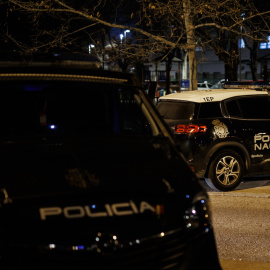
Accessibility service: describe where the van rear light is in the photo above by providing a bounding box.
[174,124,207,134]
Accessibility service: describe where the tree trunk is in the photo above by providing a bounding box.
[225,63,238,81]
[183,0,197,90]
[135,62,144,84]
[165,54,174,94]
[220,33,239,81]
[165,59,170,94]
[118,59,129,72]
[250,41,259,81]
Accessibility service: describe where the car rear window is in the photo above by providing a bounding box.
[156,101,195,120]
[0,80,151,137]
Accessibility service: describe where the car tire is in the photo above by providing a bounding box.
[206,149,244,191]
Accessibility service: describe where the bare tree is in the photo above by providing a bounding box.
[4,0,270,89]
[195,0,270,81]
[137,0,270,87]
[241,0,270,81]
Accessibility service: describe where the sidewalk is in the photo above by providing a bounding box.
[208,184,270,198]
[220,259,270,270]
[209,180,270,269]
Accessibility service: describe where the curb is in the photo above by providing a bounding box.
[220,259,270,270]
[208,186,270,198]
[208,192,270,198]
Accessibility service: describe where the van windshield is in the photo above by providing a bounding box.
[0,80,151,137]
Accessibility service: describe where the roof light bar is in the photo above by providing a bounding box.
[224,81,270,90]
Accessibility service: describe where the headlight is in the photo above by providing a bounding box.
[184,192,212,234]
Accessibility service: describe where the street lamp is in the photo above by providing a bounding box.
[124,30,130,39]
[239,13,245,81]
[88,44,95,54]
[124,30,130,46]
[120,30,130,44]
[120,34,124,43]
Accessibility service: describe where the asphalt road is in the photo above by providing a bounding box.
[201,176,270,270]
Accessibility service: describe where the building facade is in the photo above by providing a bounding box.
[143,44,270,90]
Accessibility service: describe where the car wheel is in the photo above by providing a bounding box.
[206,149,244,191]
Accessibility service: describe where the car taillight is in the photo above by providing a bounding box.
[174,124,207,134]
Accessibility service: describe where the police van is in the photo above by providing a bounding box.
[157,82,270,191]
[0,54,222,269]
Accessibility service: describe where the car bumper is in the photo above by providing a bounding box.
[0,229,221,269]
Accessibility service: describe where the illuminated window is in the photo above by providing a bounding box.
[239,39,245,48]
[260,36,270,49]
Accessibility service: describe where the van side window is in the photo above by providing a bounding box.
[237,96,270,119]
[225,99,242,118]
[198,102,223,118]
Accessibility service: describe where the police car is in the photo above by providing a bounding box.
[0,54,221,269]
[157,82,270,191]
[197,81,213,90]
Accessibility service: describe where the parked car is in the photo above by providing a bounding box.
[217,79,226,84]
[157,86,270,191]
[197,81,213,90]
[210,82,224,89]
[0,54,222,269]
